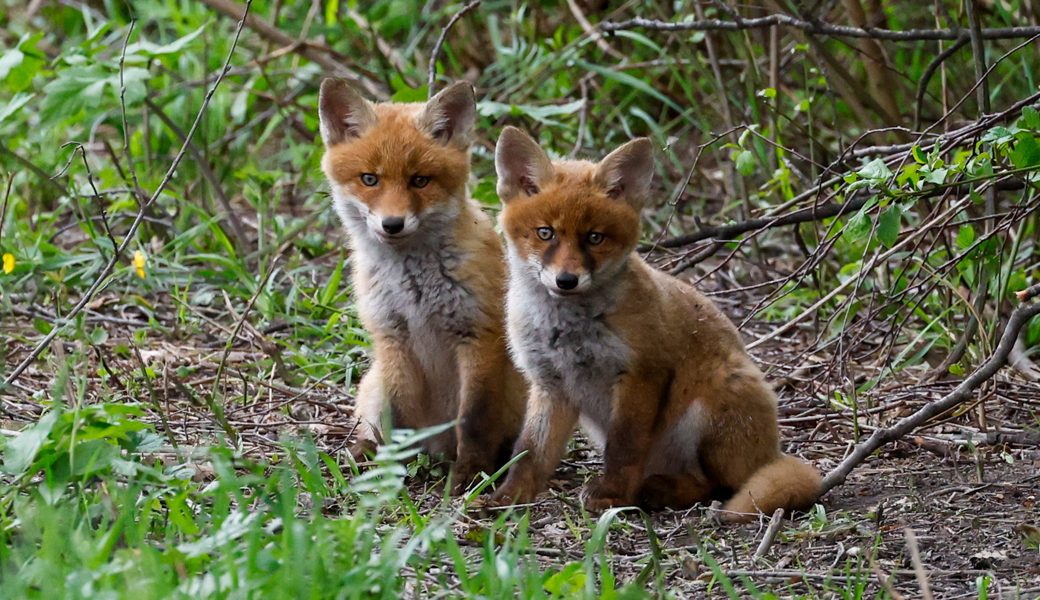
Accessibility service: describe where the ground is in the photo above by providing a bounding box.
[4,257,1038,598]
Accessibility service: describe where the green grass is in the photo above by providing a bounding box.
[0,400,664,600]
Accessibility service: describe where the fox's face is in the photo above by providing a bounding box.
[495,127,654,295]
[318,79,476,242]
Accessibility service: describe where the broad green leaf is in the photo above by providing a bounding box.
[1023,106,1040,130]
[3,409,60,475]
[922,167,948,184]
[857,158,893,181]
[957,224,975,249]
[735,150,755,176]
[0,48,24,81]
[912,146,927,164]
[1010,135,1040,169]
[877,206,901,248]
[845,211,871,242]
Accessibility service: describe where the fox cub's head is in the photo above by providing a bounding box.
[495,126,654,295]
[318,79,476,241]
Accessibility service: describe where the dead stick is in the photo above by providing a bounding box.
[904,527,934,600]
[427,0,480,99]
[601,14,1040,41]
[753,508,785,559]
[820,291,1040,495]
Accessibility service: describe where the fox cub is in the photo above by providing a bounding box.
[487,127,821,521]
[317,79,526,492]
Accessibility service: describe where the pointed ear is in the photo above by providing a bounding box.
[416,81,476,148]
[319,78,377,147]
[495,126,555,203]
[594,138,655,209]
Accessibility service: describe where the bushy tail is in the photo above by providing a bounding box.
[722,454,821,523]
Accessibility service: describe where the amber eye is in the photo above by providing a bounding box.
[536,227,555,241]
[587,232,605,245]
[411,175,430,188]
[361,173,379,186]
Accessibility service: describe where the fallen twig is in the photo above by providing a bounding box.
[753,508,784,559]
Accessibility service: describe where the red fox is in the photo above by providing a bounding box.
[317,79,526,492]
[487,127,821,522]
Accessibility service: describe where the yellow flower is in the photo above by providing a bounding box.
[2,253,13,274]
[133,250,146,279]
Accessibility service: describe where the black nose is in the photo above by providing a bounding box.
[381,216,405,235]
[555,272,579,290]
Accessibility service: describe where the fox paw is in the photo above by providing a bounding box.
[582,477,634,513]
[487,483,536,508]
[348,439,377,463]
[450,460,491,496]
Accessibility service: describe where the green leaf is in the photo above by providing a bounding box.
[911,146,927,164]
[0,92,34,125]
[735,150,755,176]
[922,167,949,185]
[88,327,109,345]
[957,224,975,249]
[124,24,208,57]
[949,363,965,376]
[390,74,428,103]
[3,409,61,475]
[846,211,871,242]
[877,206,901,248]
[1023,106,1040,130]
[857,158,893,181]
[758,87,777,99]
[476,99,585,125]
[1010,135,1040,169]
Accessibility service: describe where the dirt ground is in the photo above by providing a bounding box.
[3,284,1040,599]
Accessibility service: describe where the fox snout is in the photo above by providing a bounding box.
[539,262,592,295]
[364,208,419,239]
[555,272,579,290]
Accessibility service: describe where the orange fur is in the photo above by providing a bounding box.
[488,127,821,520]
[318,80,526,493]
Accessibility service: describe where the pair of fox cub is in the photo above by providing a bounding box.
[318,79,821,522]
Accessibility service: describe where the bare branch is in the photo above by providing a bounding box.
[600,14,1040,42]
[427,0,481,99]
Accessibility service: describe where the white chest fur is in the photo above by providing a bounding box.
[506,252,631,439]
[336,193,482,413]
